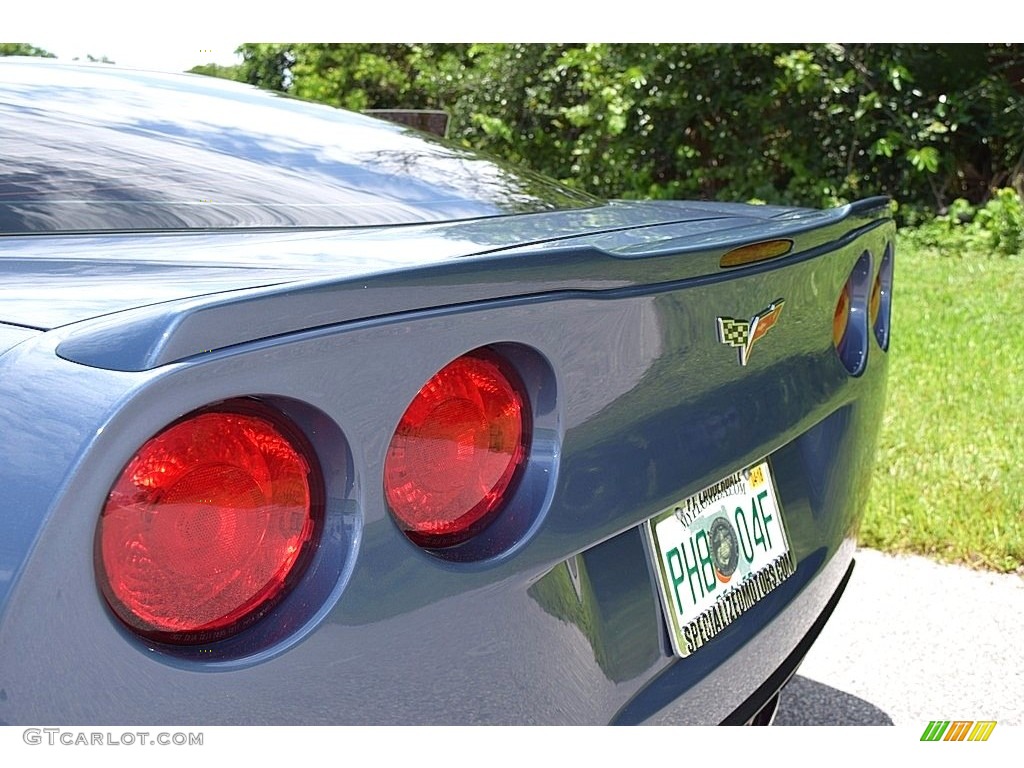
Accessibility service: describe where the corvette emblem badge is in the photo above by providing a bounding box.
[717,299,786,366]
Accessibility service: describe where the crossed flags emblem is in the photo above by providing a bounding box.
[716,300,786,366]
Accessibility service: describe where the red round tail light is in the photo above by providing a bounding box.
[96,403,321,643]
[384,349,530,548]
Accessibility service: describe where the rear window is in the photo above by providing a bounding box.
[0,60,600,233]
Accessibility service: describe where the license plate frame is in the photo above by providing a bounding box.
[644,460,795,658]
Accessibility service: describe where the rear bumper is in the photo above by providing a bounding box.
[723,557,853,725]
[614,537,856,725]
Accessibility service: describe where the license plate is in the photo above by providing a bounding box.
[645,460,795,657]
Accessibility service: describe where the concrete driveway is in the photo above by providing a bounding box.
[775,548,1023,726]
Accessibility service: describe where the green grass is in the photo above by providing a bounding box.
[861,236,1024,574]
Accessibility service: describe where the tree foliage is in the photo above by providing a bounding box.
[205,44,1024,217]
[0,43,56,58]
[188,62,245,81]
[73,54,116,64]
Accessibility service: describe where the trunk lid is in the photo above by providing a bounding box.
[0,201,809,330]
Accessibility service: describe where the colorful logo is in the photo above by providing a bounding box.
[717,300,785,366]
[920,721,997,742]
[708,516,739,583]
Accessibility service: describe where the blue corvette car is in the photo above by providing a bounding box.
[0,59,893,725]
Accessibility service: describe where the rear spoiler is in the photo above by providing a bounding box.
[55,199,892,372]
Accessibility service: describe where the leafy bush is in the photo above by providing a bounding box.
[902,188,1024,256]
[974,188,1024,255]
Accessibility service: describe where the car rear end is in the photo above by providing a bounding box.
[0,198,893,724]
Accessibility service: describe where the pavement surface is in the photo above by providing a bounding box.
[775,548,1024,726]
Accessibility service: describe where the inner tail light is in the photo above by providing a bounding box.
[384,349,530,548]
[96,402,321,644]
[833,279,851,350]
[833,251,872,375]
